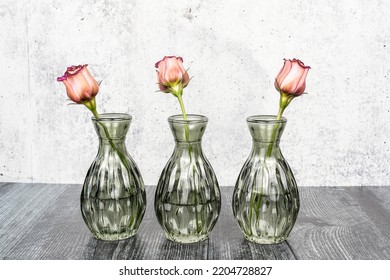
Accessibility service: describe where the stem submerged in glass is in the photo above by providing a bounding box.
[176,93,189,140]
[249,91,293,237]
[175,93,201,234]
[83,98,132,191]
[265,106,285,157]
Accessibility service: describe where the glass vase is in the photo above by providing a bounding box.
[232,115,299,244]
[155,114,221,243]
[81,113,146,241]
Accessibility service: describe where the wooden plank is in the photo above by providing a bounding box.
[3,183,97,259]
[3,183,390,260]
[111,187,209,260]
[371,186,390,210]
[347,187,390,244]
[116,221,209,260]
[4,186,209,260]
[208,187,296,260]
[0,183,68,258]
[287,187,390,259]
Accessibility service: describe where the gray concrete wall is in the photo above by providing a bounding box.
[1,0,389,186]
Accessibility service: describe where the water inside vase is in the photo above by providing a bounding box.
[81,193,145,241]
[155,199,220,243]
[233,191,298,244]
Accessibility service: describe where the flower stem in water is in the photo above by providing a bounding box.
[176,94,201,234]
[85,103,132,194]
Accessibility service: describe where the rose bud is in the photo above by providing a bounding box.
[57,64,99,111]
[275,58,311,96]
[274,58,311,119]
[266,59,311,156]
[155,56,190,96]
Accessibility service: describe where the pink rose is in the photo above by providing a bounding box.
[57,64,99,103]
[155,56,190,95]
[275,59,311,96]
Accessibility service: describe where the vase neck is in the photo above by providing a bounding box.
[247,115,287,144]
[168,114,208,143]
[92,113,132,143]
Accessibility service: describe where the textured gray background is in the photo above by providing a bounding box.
[0,0,389,187]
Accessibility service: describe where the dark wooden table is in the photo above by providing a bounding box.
[0,183,389,260]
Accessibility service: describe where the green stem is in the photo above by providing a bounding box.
[266,92,292,157]
[85,102,132,188]
[266,107,284,157]
[247,184,265,237]
[176,93,187,120]
[248,190,256,236]
[176,93,200,233]
[176,93,189,141]
[249,92,290,236]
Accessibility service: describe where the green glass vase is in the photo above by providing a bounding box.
[232,115,300,244]
[81,113,146,240]
[155,114,221,243]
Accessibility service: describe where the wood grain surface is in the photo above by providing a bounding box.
[0,183,389,260]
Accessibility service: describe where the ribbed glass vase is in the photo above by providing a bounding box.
[155,114,221,243]
[81,113,146,241]
[232,115,300,244]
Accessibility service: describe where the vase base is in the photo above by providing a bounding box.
[243,234,287,244]
[165,232,209,244]
[92,229,137,241]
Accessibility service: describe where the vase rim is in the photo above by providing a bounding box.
[168,114,208,124]
[246,115,287,124]
[92,113,132,121]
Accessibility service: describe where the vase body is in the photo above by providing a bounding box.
[155,114,221,243]
[232,115,299,244]
[81,113,146,241]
